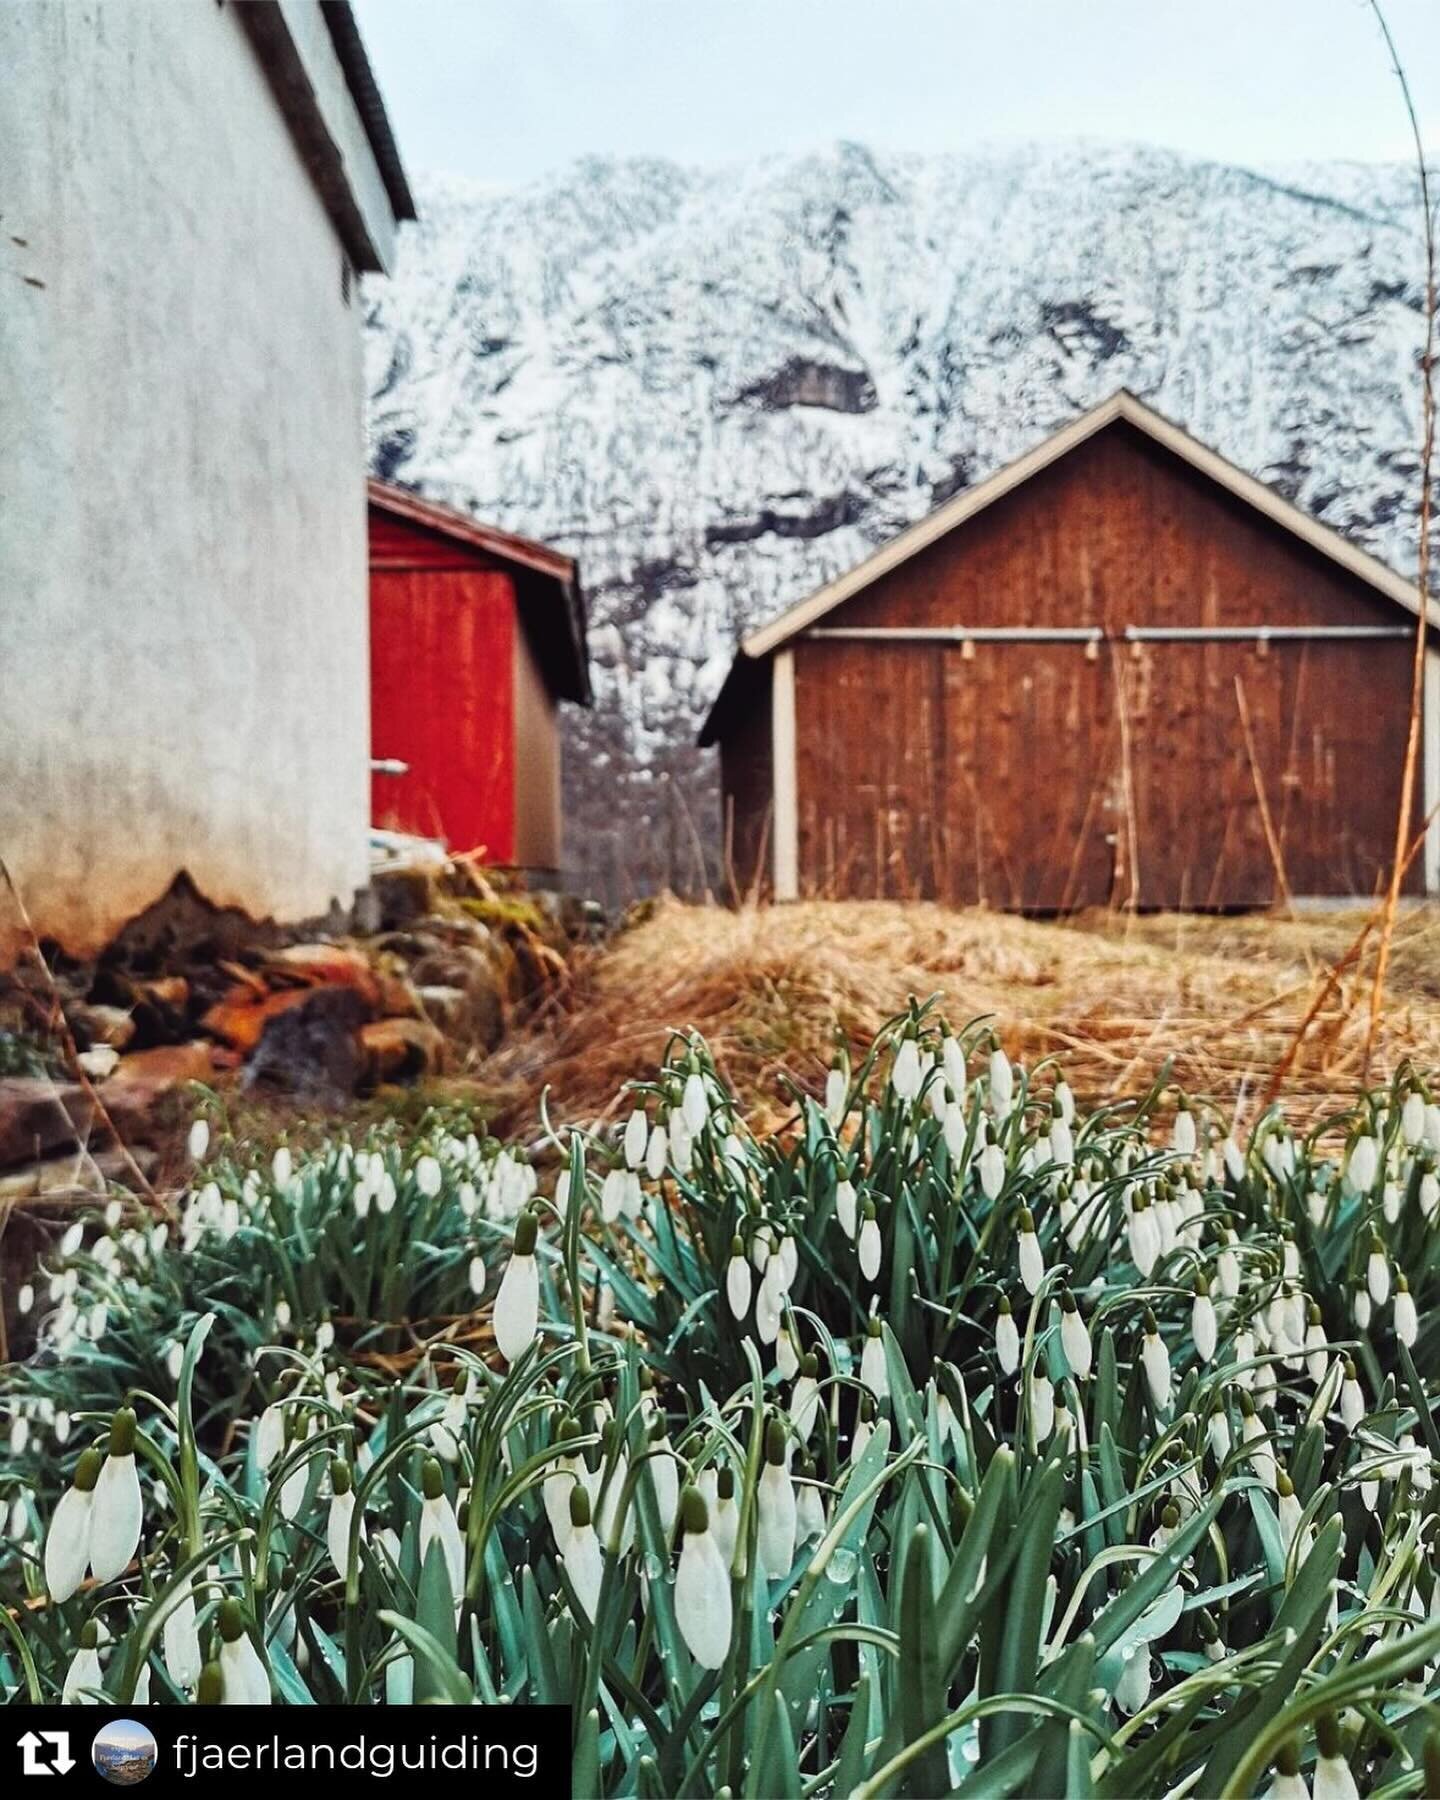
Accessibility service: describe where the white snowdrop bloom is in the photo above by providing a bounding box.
[1402,1090,1427,1148]
[860,1320,889,1401]
[751,1229,773,1273]
[494,1213,541,1364]
[218,1601,271,1705]
[1382,1179,1404,1225]
[927,1076,949,1124]
[754,1280,782,1346]
[8,1495,27,1540]
[51,1410,71,1446]
[45,1447,101,1601]
[1128,1196,1159,1278]
[796,1463,827,1543]
[1172,1104,1197,1156]
[63,1624,105,1704]
[622,1171,645,1219]
[375,1172,397,1215]
[326,1462,364,1580]
[1059,1292,1092,1379]
[1016,1208,1044,1295]
[255,1403,285,1472]
[979,1138,1006,1202]
[17,1282,33,1315]
[623,1107,649,1170]
[418,1459,466,1597]
[1313,1730,1359,1800]
[851,1408,874,1464]
[941,1034,967,1096]
[163,1584,202,1689]
[562,1484,605,1622]
[415,1154,443,1198]
[1028,1373,1055,1445]
[595,1432,635,1558]
[1216,1231,1241,1300]
[1339,1361,1365,1429]
[824,1066,848,1129]
[468,1254,486,1296]
[1054,1079,1075,1123]
[315,1317,335,1353]
[779,1234,799,1290]
[600,1168,627,1224]
[93,1235,118,1267]
[1394,1277,1418,1348]
[89,1408,143,1584]
[1266,1763,1309,1800]
[835,1179,858,1239]
[668,1112,694,1174]
[1367,1243,1390,1306]
[891,1036,922,1103]
[1348,1134,1379,1194]
[682,1069,710,1135]
[757,1420,797,1579]
[1241,1400,1277,1489]
[858,1206,882,1283]
[1207,1408,1232,1466]
[674,1486,733,1668]
[1192,1280,1218,1364]
[543,1423,586,1550]
[988,1046,1014,1115]
[1421,1170,1440,1223]
[186,1116,210,1163]
[1223,1136,1246,1183]
[1303,1306,1328,1386]
[60,1220,85,1257]
[775,1327,800,1382]
[1049,1113,1075,1168]
[272,1145,292,1188]
[1114,1647,1151,1717]
[1276,1472,1307,1560]
[942,1103,968,1160]
[712,1467,740,1570]
[645,1124,669,1180]
[725,1239,752,1319]
[648,1434,681,1534]
[995,1298,1020,1376]
[1141,1314,1171,1411]
[1254,1357,1277,1410]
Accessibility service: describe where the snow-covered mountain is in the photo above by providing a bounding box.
[363,140,1430,899]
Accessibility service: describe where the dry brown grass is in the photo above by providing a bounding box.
[479,898,1440,1136]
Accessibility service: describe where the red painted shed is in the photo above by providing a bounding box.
[367,481,590,876]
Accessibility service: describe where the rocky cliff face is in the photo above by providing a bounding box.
[363,140,1430,902]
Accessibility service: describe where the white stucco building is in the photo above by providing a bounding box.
[0,0,413,960]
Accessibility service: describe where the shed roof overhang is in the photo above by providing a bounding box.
[368,479,592,706]
[238,0,416,275]
[698,388,1431,745]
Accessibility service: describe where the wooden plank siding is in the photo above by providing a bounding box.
[773,419,1418,909]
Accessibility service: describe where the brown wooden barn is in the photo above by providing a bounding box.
[700,391,1436,910]
[368,481,589,878]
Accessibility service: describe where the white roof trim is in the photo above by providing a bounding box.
[741,389,1429,661]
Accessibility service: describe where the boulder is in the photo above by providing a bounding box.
[242,987,370,1109]
[360,1016,446,1084]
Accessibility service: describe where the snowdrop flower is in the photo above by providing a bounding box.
[757,1417,797,1579]
[271,1145,292,1189]
[1240,1393,1277,1490]
[995,1294,1020,1376]
[860,1317,889,1401]
[835,1178,858,1239]
[1223,1135,1246,1184]
[494,1212,541,1364]
[1265,1739,1309,1800]
[1197,1610,1225,1665]
[164,1340,184,1383]
[418,1457,465,1597]
[1114,1647,1151,1716]
[542,1419,587,1550]
[1207,1405,1232,1466]
[988,1045,1014,1115]
[314,1317,335,1354]
[824,1065,848,1128]
[1059,1289,1092,1379]
[600,1167,628,1224]
[674,1485,733,1669]
[978,1129,1006,1202]
[891,1034,922,1103]
[1339,1360,1365,1429]
[326,1459,363,1580]
[468,1254,486,1296]
[791,1353,823,1442]
[187,1117,210,1162]
[942,1102,968,1160]
[63,1620,105,1704]
[1383,1179,1403,1225]
[1049,1106,1075,1168]
[1172,1100,1197,1156]
[1394,1275,1418,1348]
[1348,1133,1378,1195]
[647,1427,681,1534]
[1128,1190,1160,1278]
[1016,1206,1044,1295]
[623,1107,649,1171]
[45,1446,102,1601]
[1055,1079,1075,1123]
[1276,1468,1307,1562]
[1422,1169,1440,1223]
[1313,1714,1359,1800]
[17,1281,33,1315]
[1191,1277,1217,1364]
[1141,1311,1171,1412]
[1216,1227,1241,1300]
[775,1324,800,1382]
[563,1484,605,1622]
[682,1068,710,1135]
[274,1297,291,1331]
[415,1154,442,1198]
[796,1455,827,1543]
[712,1464,740,1570]
[375,1172,397,1215]
[645,1123,668,1180]
[1302,1303,1327,1386]
[858,1203,881,1283]
[162,1582,202,1689]
[89,1407,143,1584]
[851,1394,876,1464]
[1366,1239,1390,1307]
[1028,1372,1055,1445]
[218,1599,270,1705]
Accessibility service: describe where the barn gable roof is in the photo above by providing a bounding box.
[699,389,1427,745]
[368,480,592,706]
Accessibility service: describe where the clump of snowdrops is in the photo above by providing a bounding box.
[4,1001,1440,1800]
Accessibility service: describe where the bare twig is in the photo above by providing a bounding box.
[1234,674,1297,922]
[1363,0,1437,1073]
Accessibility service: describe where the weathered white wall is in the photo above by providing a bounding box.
[512,622,563,873]
[0,0,376,957]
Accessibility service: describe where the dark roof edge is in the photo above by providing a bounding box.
[320,1,417,222]
[697,649,766,746]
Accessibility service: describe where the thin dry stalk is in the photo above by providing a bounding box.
[1234,674,1297,922]
[1364,0,1437,1073]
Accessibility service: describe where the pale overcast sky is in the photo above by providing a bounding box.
[354,0,1437,188]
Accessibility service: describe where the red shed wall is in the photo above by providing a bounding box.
[369,511,519,861]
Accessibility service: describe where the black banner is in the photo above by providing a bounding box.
[6,1707,570,1793]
